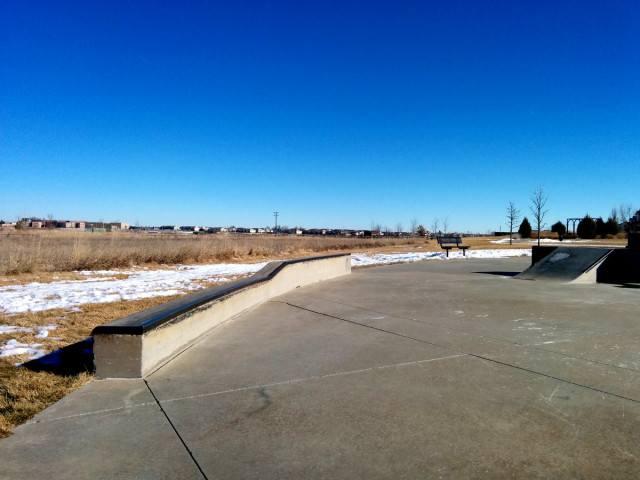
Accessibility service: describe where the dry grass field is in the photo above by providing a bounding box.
[0,230,629,438]
[0,229,425,277]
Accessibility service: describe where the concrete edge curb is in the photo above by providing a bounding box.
[92,254,351,378]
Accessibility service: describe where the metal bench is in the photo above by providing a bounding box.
[437,235,470,257]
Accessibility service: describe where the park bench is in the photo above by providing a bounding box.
[437,235,470,257]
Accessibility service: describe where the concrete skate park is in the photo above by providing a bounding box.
[2,247,639,479]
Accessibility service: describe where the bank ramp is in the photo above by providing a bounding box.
[516,247,613,283]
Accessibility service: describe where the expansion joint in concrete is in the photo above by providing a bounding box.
[281,301,640,406]
[143,379,208,480]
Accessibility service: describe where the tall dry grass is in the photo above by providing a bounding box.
[0,230,423,275]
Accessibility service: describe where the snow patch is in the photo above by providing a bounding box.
[0,339,45,361]
[351,248,530,267]
[0,263,267,314]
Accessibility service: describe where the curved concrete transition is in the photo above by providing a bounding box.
[92,254,351,378]
[517,246,640,284]
[516,246,613,283]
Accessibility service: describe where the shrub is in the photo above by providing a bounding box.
[605,217,619,236]
[595,217,606,237]
[577,215,597,239]
[518,218,532,239]
[551,221,566,237]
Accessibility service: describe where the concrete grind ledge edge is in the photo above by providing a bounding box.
[92,254,351,379]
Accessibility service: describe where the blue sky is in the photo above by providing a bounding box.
[2,1,638,232]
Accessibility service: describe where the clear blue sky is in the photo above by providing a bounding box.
[2,1,638,232]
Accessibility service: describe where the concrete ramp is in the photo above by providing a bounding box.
[516,247,613,283]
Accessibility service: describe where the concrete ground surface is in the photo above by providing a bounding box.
[2,257,640,479]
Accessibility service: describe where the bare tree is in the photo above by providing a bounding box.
[442,216,450,235]
[609,207,619,224]
[618,204,633,230]
[395,222,403,236]
[409,217,418,236]
[506,201,521,245]
[530,186,549,246]
[430,218,439,237]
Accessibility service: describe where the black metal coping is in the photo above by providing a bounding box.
[92,254,350,336]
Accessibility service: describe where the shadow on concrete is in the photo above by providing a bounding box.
[615,283,640,289]
[473,271,521,277]
[21,338,94,376]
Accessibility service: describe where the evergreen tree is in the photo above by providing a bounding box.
[595,217,606,237]
[605,217,620,236]
[518,217,532,238]
[551,221,566,237]
[577,215,597,239]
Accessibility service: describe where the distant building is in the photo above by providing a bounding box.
[109,223,130,230]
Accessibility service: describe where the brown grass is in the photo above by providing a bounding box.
[0,294,191,438]
[0,229,431,275]
[3,229,627,277]
[0,364,92,438]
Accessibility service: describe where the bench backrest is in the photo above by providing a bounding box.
[437,236,462,245]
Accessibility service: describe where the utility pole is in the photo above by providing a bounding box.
[273,211,279,231]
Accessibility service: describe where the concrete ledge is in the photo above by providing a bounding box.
[92,254,351,378]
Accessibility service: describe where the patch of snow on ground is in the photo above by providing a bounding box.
[0,325,59,360]
[0,339,45,361]
[0,324,57,337]
[0,325,33,335]
[351,249,530,267]
[0,263,268,314]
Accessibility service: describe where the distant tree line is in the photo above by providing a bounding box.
[508,189,634,241]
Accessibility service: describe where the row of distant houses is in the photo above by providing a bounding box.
[3,218,479,238]
[133,226,446,237]
[2,218,130,231]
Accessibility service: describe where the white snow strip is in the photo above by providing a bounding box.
[350,249,530,267]
[0,339,45,360]
[0,263,267,314]
[0,325,59,360]
[0,324,57,337]
[0,325,33,335]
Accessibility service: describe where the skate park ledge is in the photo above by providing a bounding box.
[92,254,351,379]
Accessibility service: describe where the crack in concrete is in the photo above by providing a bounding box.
[282,300,640,406]
[287,294,640,374]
